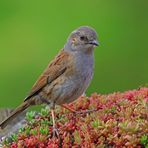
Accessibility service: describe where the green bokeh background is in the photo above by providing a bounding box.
[0,0,148,107]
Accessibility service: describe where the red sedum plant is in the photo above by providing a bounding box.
[2,87,148,148]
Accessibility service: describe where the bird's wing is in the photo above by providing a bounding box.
[24,49,70,101]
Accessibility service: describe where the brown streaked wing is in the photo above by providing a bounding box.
[24,49,69,101]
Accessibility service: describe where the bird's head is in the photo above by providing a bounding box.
[65,26,99,53]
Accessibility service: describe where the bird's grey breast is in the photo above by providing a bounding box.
[60,51,94,104]
[74,51,94,86]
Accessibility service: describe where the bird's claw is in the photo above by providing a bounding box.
[52,126,59,138]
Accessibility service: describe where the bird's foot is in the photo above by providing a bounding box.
[52,126,59,138]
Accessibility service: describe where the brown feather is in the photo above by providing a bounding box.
[24,49,69,101]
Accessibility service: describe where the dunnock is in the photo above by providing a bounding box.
[0,26,99,135]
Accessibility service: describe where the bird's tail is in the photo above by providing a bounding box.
[0,101,30,129]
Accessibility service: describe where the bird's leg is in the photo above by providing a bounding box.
[51,105,59,138]
[61,104,97,114]
[39,97,59,138]
[61,104,76,113]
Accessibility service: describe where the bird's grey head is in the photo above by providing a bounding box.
[64,26,99,53]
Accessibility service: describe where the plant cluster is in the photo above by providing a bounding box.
[2,88,148,148]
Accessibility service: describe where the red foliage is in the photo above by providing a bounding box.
[3,87,148,147]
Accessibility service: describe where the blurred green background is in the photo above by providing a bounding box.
[0,0,148,107]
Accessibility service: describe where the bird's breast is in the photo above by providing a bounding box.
[74,51,94,82]
[64,52,94,101]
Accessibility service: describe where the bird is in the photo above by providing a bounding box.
[0,26,99,136]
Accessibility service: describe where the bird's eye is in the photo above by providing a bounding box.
[80,36,86,41]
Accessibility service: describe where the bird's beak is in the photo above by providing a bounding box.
[88,40,99,46]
